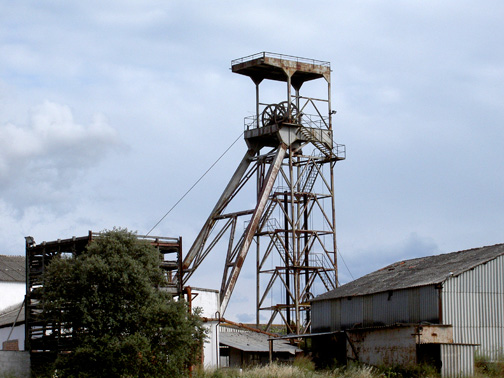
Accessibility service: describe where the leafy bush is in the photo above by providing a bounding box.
[41,228,206,378]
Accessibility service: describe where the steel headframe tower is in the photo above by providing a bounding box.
[182,52,345,334]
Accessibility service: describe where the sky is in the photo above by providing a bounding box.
[1,1,504,322]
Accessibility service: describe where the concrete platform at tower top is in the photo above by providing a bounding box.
[231,52,331,85]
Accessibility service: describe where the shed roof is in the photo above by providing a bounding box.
[0,255,25,282]
[219,331,300,354]
[313,243,504,301]
[0,302,25,328]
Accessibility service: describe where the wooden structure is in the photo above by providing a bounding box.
[25,232,182,370]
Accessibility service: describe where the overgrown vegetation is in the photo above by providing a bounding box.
[195,358,503,378]
[475,353,504,377]
[194,362,433,378]
[373,363,439,378]
[40,228,206,378]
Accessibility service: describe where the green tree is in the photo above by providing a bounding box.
[42,228,205,378]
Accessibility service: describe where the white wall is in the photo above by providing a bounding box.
[191,288,220,368]
[0,282,25,311]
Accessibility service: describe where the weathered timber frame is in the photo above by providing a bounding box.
[25,232,182,371]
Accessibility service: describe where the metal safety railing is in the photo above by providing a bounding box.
[244,113,329,131]
[231,52,330,68]
[300,114,329,129]
[309,252,333,270]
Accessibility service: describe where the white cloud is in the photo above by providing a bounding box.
[339,233,440,285]
[0,101,121,208]
[1,0,504,322]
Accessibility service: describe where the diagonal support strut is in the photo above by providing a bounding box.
[182,148,257,284]
[220,143,287,314]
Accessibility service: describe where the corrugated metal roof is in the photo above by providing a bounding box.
[314,243,504,301]
[0,301,25,328]
[0,255,25,282]
[219,331,300,354]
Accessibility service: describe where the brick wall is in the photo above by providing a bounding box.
[2,340,19,351]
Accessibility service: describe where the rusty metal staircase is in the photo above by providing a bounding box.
[297,126,333,157]
[299,158,320,193]
[310,252,336,290]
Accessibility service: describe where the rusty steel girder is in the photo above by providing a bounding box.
[183,53,345,334]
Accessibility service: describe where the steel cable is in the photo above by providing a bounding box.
[146,132,244,236]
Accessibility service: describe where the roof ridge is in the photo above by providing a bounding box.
[313,243,504,301]
[0,301,24,315]
[381,242,504,270]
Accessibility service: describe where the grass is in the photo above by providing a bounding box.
[474,352,504,378]
[195,351,504,378]
[194,359,503,378]
[2,354,501,378]
[194,362,432,378]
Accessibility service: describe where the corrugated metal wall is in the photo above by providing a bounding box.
[312,285,439,332]
[441,344,475,378]
[312,300,332,332]
[442,254,504,359]
[341,296,363,328]
[372,289,410,326]
[331,298,341,330]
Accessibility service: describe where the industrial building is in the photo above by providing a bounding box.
[311,243,504,377]
[0,255,26,351]
[0,256,29,377]
[0,302,25,352]
[0,255,25,312]
[4,52,501,378]
[219,325,300,367]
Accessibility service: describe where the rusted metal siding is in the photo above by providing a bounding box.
[363,295,373,327]
[370,285,439,327]
[346,326,417,367]
[372,290,409,325]
[408,287,421,323]
[312,285,439,331]
[346,324,453,368]
[442,255,504,359]
[331,299,341,330]
[314,297,363,332]
[419,285,440,322]
[341,296,363,329]
[417,325,453,344]
[440,344,475,378]
[311,300,332,332]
